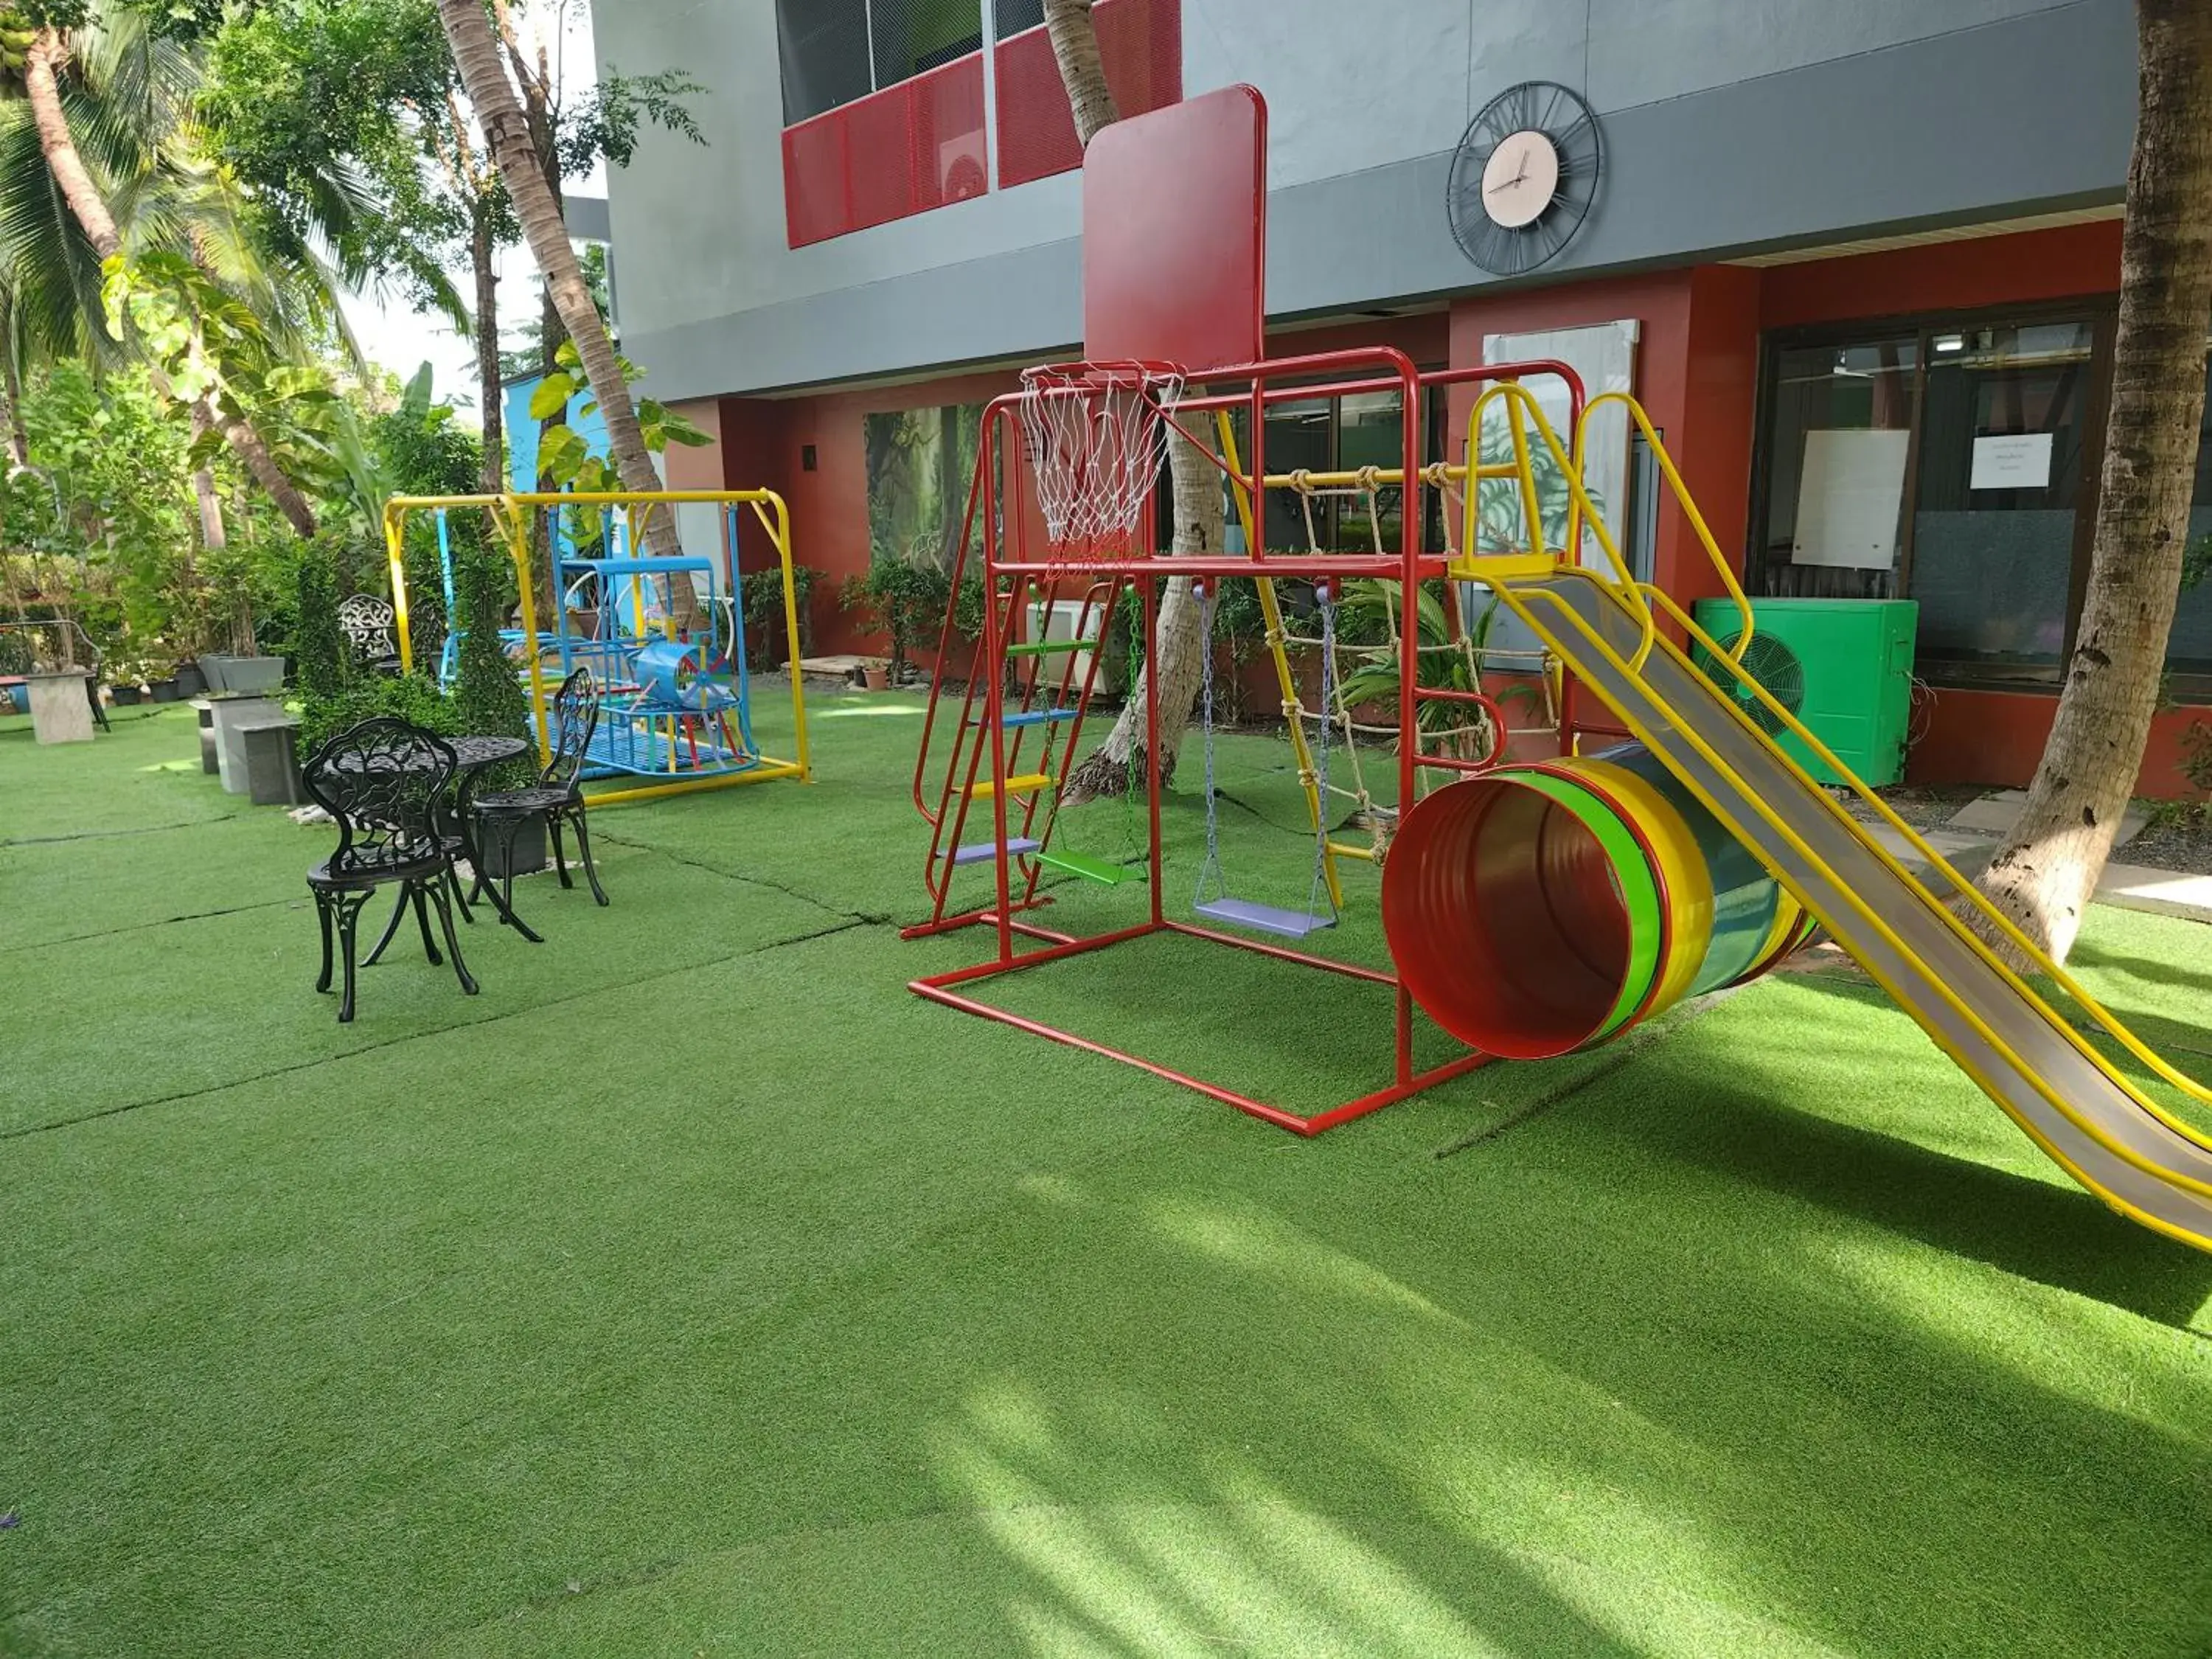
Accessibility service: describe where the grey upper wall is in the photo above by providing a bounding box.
[591,0,2133,400]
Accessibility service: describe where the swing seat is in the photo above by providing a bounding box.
[1192,896,1335,939]
[1037,849,1138,885]
[950,838,1041,866]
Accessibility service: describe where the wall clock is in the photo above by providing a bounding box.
[1447,81,1602,277]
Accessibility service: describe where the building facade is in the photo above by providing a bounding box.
[588,0,2212,793]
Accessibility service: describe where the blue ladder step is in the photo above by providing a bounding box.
[1192,897,1336,939]
[947,837,1042,866]
[968,708,1079,728]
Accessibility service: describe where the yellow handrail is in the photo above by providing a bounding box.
[1491,570,2212,1245]
[1463,382,1660,672]
[1577,391,1758,664]
[1642,580,2212,1136]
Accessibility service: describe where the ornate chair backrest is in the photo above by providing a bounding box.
[336,594,397,664]
[543,668,601,791]
[303,718,456,876]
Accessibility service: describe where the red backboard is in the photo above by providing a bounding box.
[1082,84,1266,374]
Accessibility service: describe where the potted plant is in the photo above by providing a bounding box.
[840,549,947,688]
[173,657,206,697]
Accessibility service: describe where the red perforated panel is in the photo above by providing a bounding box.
[782,55,987,248]
[994,0,1182,190]
[1082,84,1265,373]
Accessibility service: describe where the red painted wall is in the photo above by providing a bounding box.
[1759,220,2121,331]
[1910,686,2205,798]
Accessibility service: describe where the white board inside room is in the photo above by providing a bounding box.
[1792,428,1909,569]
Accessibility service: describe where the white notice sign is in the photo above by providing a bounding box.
[1970,431,2054,490]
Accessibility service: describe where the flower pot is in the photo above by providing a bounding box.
[109,684,143,706]
[148,678,180,703]
[863,664,891,691]
[173,661,206,697]
[214,655,285,696]
[481,810,548,879]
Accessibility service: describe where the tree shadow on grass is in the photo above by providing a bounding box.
[1610,1074,2212,1327]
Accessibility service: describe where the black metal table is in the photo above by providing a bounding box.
[448,735,539,940]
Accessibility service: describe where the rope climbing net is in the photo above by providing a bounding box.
[1270,467,1517,860]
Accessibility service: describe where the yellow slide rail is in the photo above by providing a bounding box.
[381,489,812,807]
[1450,386,2212,1244]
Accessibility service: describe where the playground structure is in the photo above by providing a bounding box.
[381,490,812,807]
[908,84,2212,1254]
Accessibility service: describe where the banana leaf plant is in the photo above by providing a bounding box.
[1328,579,1538,762]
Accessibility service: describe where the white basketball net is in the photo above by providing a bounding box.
[1018,361,1186,564]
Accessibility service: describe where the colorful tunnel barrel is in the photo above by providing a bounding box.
[1382,744,1816,1059]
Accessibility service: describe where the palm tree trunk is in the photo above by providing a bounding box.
[206,393,317,538]
[471,211,504,495]
[0,330,29,473]
[1043,0,1224,797]
[26,30,120,260]
[437,0,683,581]
[30,27,317,540]
[1975,0,2212,964]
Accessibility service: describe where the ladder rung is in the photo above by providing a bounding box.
[1004,639,1088,658]
[1036,849,1138,885]
[968,707,1079,728]
[967,772,1053,799]
[1325,841,1376,862]
[947,837,1041,866]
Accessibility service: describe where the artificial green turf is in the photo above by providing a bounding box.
[3,700,2211,1657]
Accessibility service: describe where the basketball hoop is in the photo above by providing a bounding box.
[1018,360,1186,565]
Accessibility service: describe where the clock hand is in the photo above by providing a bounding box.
[1486,158,1529,196]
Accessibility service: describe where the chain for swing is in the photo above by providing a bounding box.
[1192,577,1338,938]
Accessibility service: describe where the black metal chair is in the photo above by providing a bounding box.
[472,669,608,933]
[303,717,478,1023]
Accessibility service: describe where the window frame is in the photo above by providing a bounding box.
[1747,293,2141,696]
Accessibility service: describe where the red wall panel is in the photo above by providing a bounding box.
[995,0,1181,189]
[782,55,987,248]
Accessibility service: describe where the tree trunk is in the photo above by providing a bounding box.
[1975,0,2212,965]
[1042,0,1121,143]
[0,331,29,473]
[471,211,504,495]
[437,1,684,580]
[1064,431,1223,797]
[31,28,318,539]
[1043,0,1222,798]
[26,30,120,260]
[207,394,317,538]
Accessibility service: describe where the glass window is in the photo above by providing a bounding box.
[1337,391,1407,552]
[779,0,985,124]
[1216,389,1445,554]
[1907,321,2093,674]
[1760,336,1916,598]
[778,0,873,123]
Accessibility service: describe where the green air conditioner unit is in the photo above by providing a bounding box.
[1690,597,1918,787]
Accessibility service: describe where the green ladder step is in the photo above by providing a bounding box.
[1036,849,1139,886]
[1004,639,1089,658]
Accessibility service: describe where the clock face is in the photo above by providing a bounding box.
[1479,130,1561,230]
[1448,82,1602,276]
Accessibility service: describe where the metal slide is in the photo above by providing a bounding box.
[1495,568,2212,1252]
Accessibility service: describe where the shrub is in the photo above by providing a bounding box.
[299,672,457,758]
[841,551,947,679]
[451,532,535,787]
[293,541,349,706]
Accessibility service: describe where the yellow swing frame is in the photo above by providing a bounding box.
[380,488,813,807]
